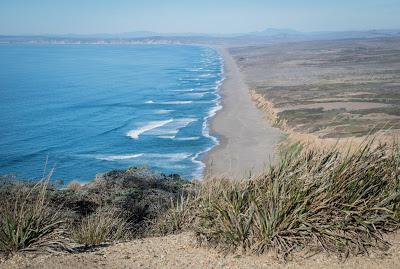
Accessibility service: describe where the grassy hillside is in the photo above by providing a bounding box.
[231,38,400,139]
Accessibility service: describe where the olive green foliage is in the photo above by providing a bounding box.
[0,167,188,255]
[0,174,68,254]
[73,207,128,246]
[160,140,400,258]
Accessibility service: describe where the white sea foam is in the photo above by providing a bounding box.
[150,118,197,137]
[171,89,195,92]
[191,52,226,179]
[186,92,208,98]
[158,136,200,141]
[176,137,200,141]
[155,109,174,114]
[157,135,176,139]
[126,119,173,139]
[96,152,192,163]
[97,153,144,161]
[159,101,193,105]
[187,67,203,71]
[146,100,193,105]
[196,87,213,92]
[147,153,192,162]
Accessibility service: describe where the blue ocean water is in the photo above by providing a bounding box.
[0,44,223,183]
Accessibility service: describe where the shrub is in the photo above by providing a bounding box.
[0,174,68,254]
[0,167,189,252]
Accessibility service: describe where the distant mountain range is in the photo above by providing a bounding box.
[35,28,400,39]
[1,28,400,45]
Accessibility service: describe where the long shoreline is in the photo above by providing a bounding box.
[203,47,283,179]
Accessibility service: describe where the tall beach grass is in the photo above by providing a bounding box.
[161,138,400,258]
[0,172,68,254]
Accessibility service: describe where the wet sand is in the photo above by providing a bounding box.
[204,47,283,179]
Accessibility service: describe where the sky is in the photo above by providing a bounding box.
[0,0,400,35]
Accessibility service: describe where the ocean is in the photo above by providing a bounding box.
[0,44,223,184]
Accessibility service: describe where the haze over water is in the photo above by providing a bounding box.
[0,44,223,184]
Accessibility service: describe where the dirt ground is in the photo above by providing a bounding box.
[2,232,400,269]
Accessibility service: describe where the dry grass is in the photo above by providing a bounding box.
[154,195,194,235]
[0,173,68,255]
[72,207,129,247]
[66,181,82,192]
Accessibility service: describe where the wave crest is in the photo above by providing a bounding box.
[97,153,144,161]
[126,119,173,139]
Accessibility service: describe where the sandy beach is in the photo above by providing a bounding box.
[204,47,283,179]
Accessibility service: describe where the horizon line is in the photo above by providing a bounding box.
[2,27,400,37]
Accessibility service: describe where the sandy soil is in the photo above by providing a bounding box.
[204,47,283,179]
[3,232,400,269]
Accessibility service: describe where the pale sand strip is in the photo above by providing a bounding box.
[204,47,283,179]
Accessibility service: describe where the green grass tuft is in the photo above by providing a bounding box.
[0,173,68,255]
[189,139,400,258]
[72,207,129,247]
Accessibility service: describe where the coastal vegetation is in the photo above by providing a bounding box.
[189,139,400,258]
[0,173,68,253]
[0,167,188,255]
[1,138,399,260]
[232,38,400,139]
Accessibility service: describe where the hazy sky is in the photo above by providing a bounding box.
[1,0,400,35]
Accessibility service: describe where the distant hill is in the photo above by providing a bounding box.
[53,31,209,39]
[249,28,302,37]
[1,28,400,45]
